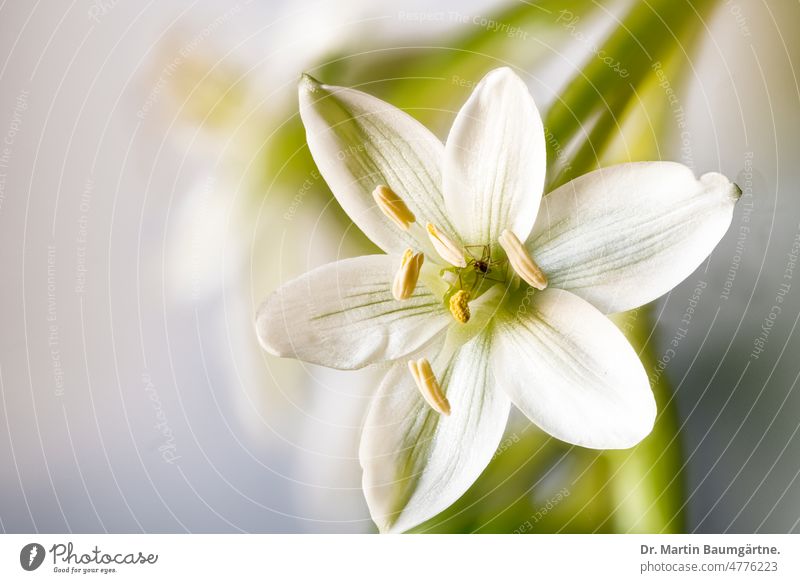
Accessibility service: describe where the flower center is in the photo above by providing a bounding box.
[439,243,509,323]
[374,184,548,329]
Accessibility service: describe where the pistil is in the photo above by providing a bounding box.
[448,290,471,323]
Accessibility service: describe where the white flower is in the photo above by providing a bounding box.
[255,68,740,533]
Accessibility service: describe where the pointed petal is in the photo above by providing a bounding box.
[255,255,449,370]
[493,288,655,449]
[360,331,510,533]
[443,67,546,244]
[529,162,740,313]
[299,75,456,253]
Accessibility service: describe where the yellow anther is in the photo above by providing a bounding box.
[426,223,466,267]
[408,358,451,416]
[392,248,424,301]
[372,184,416,230]
[448,290,471,324]
[498,229,548,290]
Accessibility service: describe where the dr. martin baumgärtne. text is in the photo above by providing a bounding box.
[641,544,780,558]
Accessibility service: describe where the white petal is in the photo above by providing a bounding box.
[299,75,456,253]
[360,331,510,533]
[443,67,546,244]
[493,288,655,449]
[255,255,449,370]
[529,162,740,313]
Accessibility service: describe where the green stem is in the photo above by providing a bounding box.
[545,0,717,188]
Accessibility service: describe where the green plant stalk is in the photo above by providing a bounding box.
[555,0,721,533]
[545,0,718,189]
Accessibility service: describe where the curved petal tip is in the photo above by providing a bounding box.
[700,171,742,201]
[299,72,323,94]
[254,297,283,358]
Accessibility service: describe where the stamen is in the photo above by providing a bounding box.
[426,223,467,267]
[408,359,451,416]
[372,185,416,230]
[498,229,548,290]
[448,290,471,324]
[392,248,424,301]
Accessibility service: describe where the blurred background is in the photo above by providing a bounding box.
[0,0,798,533]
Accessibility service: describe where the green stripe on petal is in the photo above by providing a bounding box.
[443,67,546,245]
[256,255,449,370]
[529,162,740,314]
[360,329,510,533]
[299,75,456,253]
[493,288,656,449]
